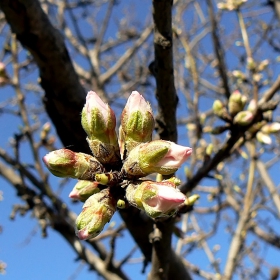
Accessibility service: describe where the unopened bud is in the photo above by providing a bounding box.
[256,131,272,145]
[257,59,269,72]
[213,100,227,118]
[120,91,154,157]
[247,99,257,112]
[75,189,116,240]
[81,91,120,165]
[117,199,126,209]
[232,70,246,80]
[233,110,254,126]
[253,73,262,82]
[263,110,273,122]
[43,149,105,180]
[40,122,51,140]
[69,180,100,202]
[95,171,122,187]
[164,177,181,186]
[122,140,192,177]
[184,194,200,206]
[206,143,213,156]
[261,122,280,134]
[126,181,186,218]
[228,90,247,116]
[247,57,256,70]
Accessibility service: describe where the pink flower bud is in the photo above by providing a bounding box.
[247,99,257,112]
[120,91,154,157]
[75,189,116,239]
[123,140,192,177]
[69,180,100,202]
[126,180,186,218]
[43,149,105,180]
[233,110,254,126]
[81,91,120,164]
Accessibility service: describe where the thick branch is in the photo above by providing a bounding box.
[152,0,178,142]
[0,0,89,153]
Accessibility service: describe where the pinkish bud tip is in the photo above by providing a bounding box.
[69,189,80,199]
[76,228,90,240]
[157,143,192,168]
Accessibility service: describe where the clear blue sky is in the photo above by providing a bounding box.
[1,1,280,279]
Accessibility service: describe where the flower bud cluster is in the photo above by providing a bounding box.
[43,91,196,239]
[256,122,280,145]
[211,89,280,145]
[212,90,252,126]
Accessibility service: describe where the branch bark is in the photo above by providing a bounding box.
[152,0,178,142]
[0,0,88,153]
[149,1,191,280]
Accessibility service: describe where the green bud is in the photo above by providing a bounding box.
[213,100,226,118]
[81,91,121,165]
[122,140,192,177]
[117,199,126,209]
[247,57,256,71]
[184,194,200,206]
[76,189,116,240]
[257,59,269,72]
[228,90,247,116]
[233,110,253,126]
[232,70,246,80]
[261,122,280,134]
[164,177,181,186]
[120,91,154,157]
[206,144,213,156]
[94,171,122,187]
[247,100,257,112]
[256,131,272,145]
[43,149,105,180]
[69,180,100,202]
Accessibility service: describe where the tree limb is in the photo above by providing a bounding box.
[0,0,89,153]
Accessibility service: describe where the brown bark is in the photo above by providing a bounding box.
[0,0,89,153]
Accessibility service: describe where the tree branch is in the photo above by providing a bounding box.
[152,0,178,142]
[0,0,89,153]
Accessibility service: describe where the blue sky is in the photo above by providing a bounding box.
[1,1,280,279]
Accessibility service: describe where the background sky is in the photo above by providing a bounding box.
[1,1,280,279]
